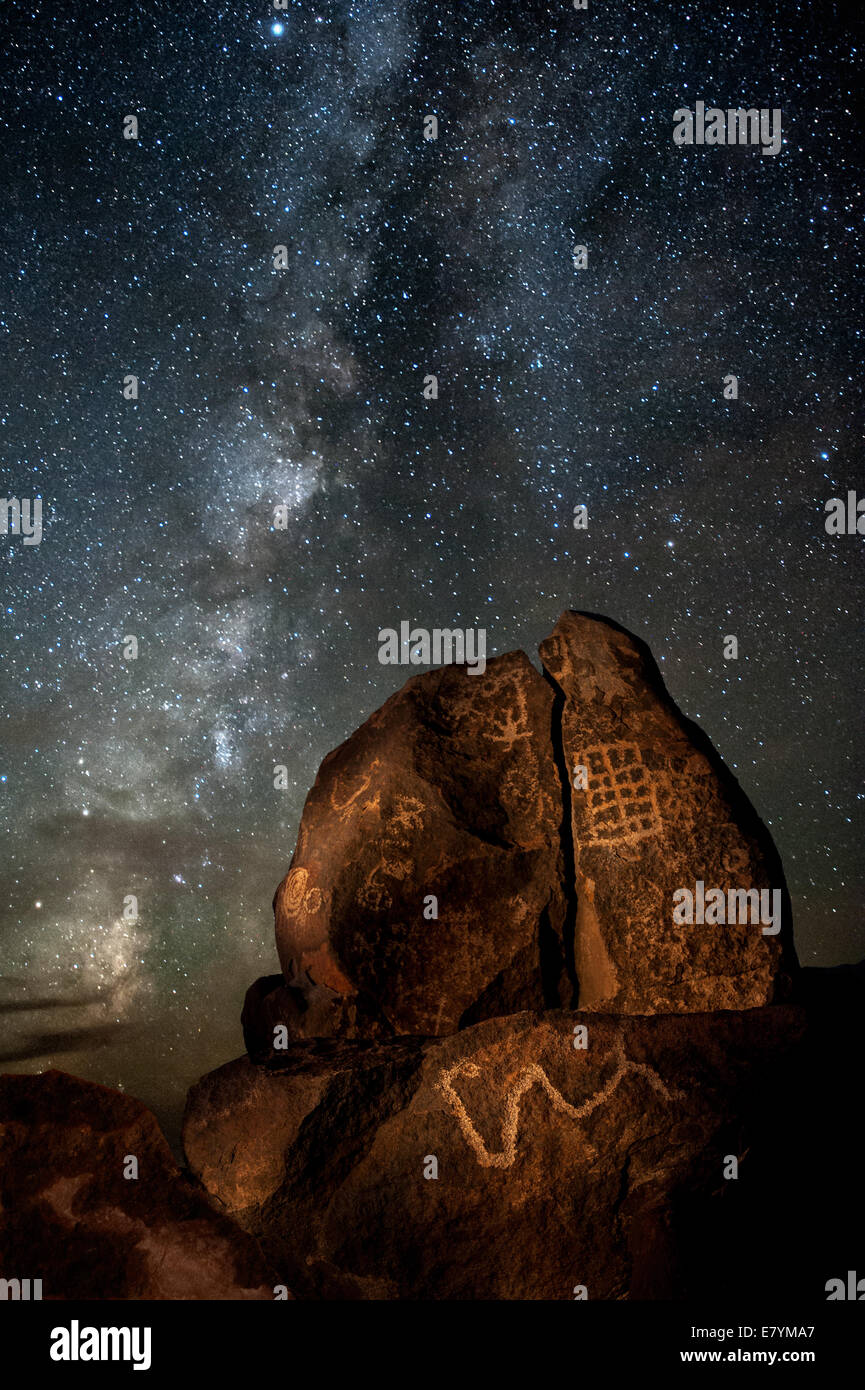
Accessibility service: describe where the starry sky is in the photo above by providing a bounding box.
[1,0,862,1145]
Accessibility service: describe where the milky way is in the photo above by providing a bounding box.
[1,0,862,1142]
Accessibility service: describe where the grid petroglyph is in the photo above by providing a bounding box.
[579,742,661,847]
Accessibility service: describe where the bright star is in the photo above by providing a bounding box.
[271,22,284,36]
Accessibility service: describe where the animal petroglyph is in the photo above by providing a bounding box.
[329,759,381,817]
[579,742,661,848]
[437,1035,677,1169]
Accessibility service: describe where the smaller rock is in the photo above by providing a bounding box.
[184,1006,805,1300]
[241,972,360,1059]
[0,1070,282,1300]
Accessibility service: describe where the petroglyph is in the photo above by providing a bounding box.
[330,759,381,817]
[282,868,325,921]
[579,742,661,847]
[484,676,533,746]
[357,795,425,911]
[391,795,426,837]
[283,867,309,914]
[437,1034,677,1169]
[303,886,323,916]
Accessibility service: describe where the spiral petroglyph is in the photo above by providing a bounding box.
[283,867,309,915]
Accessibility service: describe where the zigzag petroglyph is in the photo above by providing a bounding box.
[437,1034,677,1169]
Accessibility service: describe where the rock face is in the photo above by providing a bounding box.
[182,610,816,1302]
[183,1007,805,1300]
[539,613,797,1011]
[0,1070,279,1300]
[262,611,796,1046]
[272,649,569,1038]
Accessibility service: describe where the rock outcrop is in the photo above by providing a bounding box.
[184,1006,806,1300]
[0,1070,279,1300]
[199,611,813,1301]
[539,612,797,1011]
[256,612,796,1053]
[272,649,569,1038]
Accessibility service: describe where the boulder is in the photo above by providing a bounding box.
[272,650,570,1039]
[0,1070,279,1300]
[240,973,353,1061]
[539,611,798,1011]
[183,1006,804,1300]
[266,612,796,1036]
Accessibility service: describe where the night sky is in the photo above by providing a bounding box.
[1,0,862,1144]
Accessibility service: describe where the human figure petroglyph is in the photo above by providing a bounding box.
[483,677,533,746]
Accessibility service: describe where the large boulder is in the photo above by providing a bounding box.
[262,612,796,1044]
[272,650,570,1038]
[183,1006,805,1301]
[539,612,798,1011]
[0,1070,279,1300]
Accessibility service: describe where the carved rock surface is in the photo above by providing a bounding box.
[539,611,798,1011]
[0,1070,278,1300]
[183,1006,804,1300]
[272,650,569,1038]
[265,612,797,1040]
